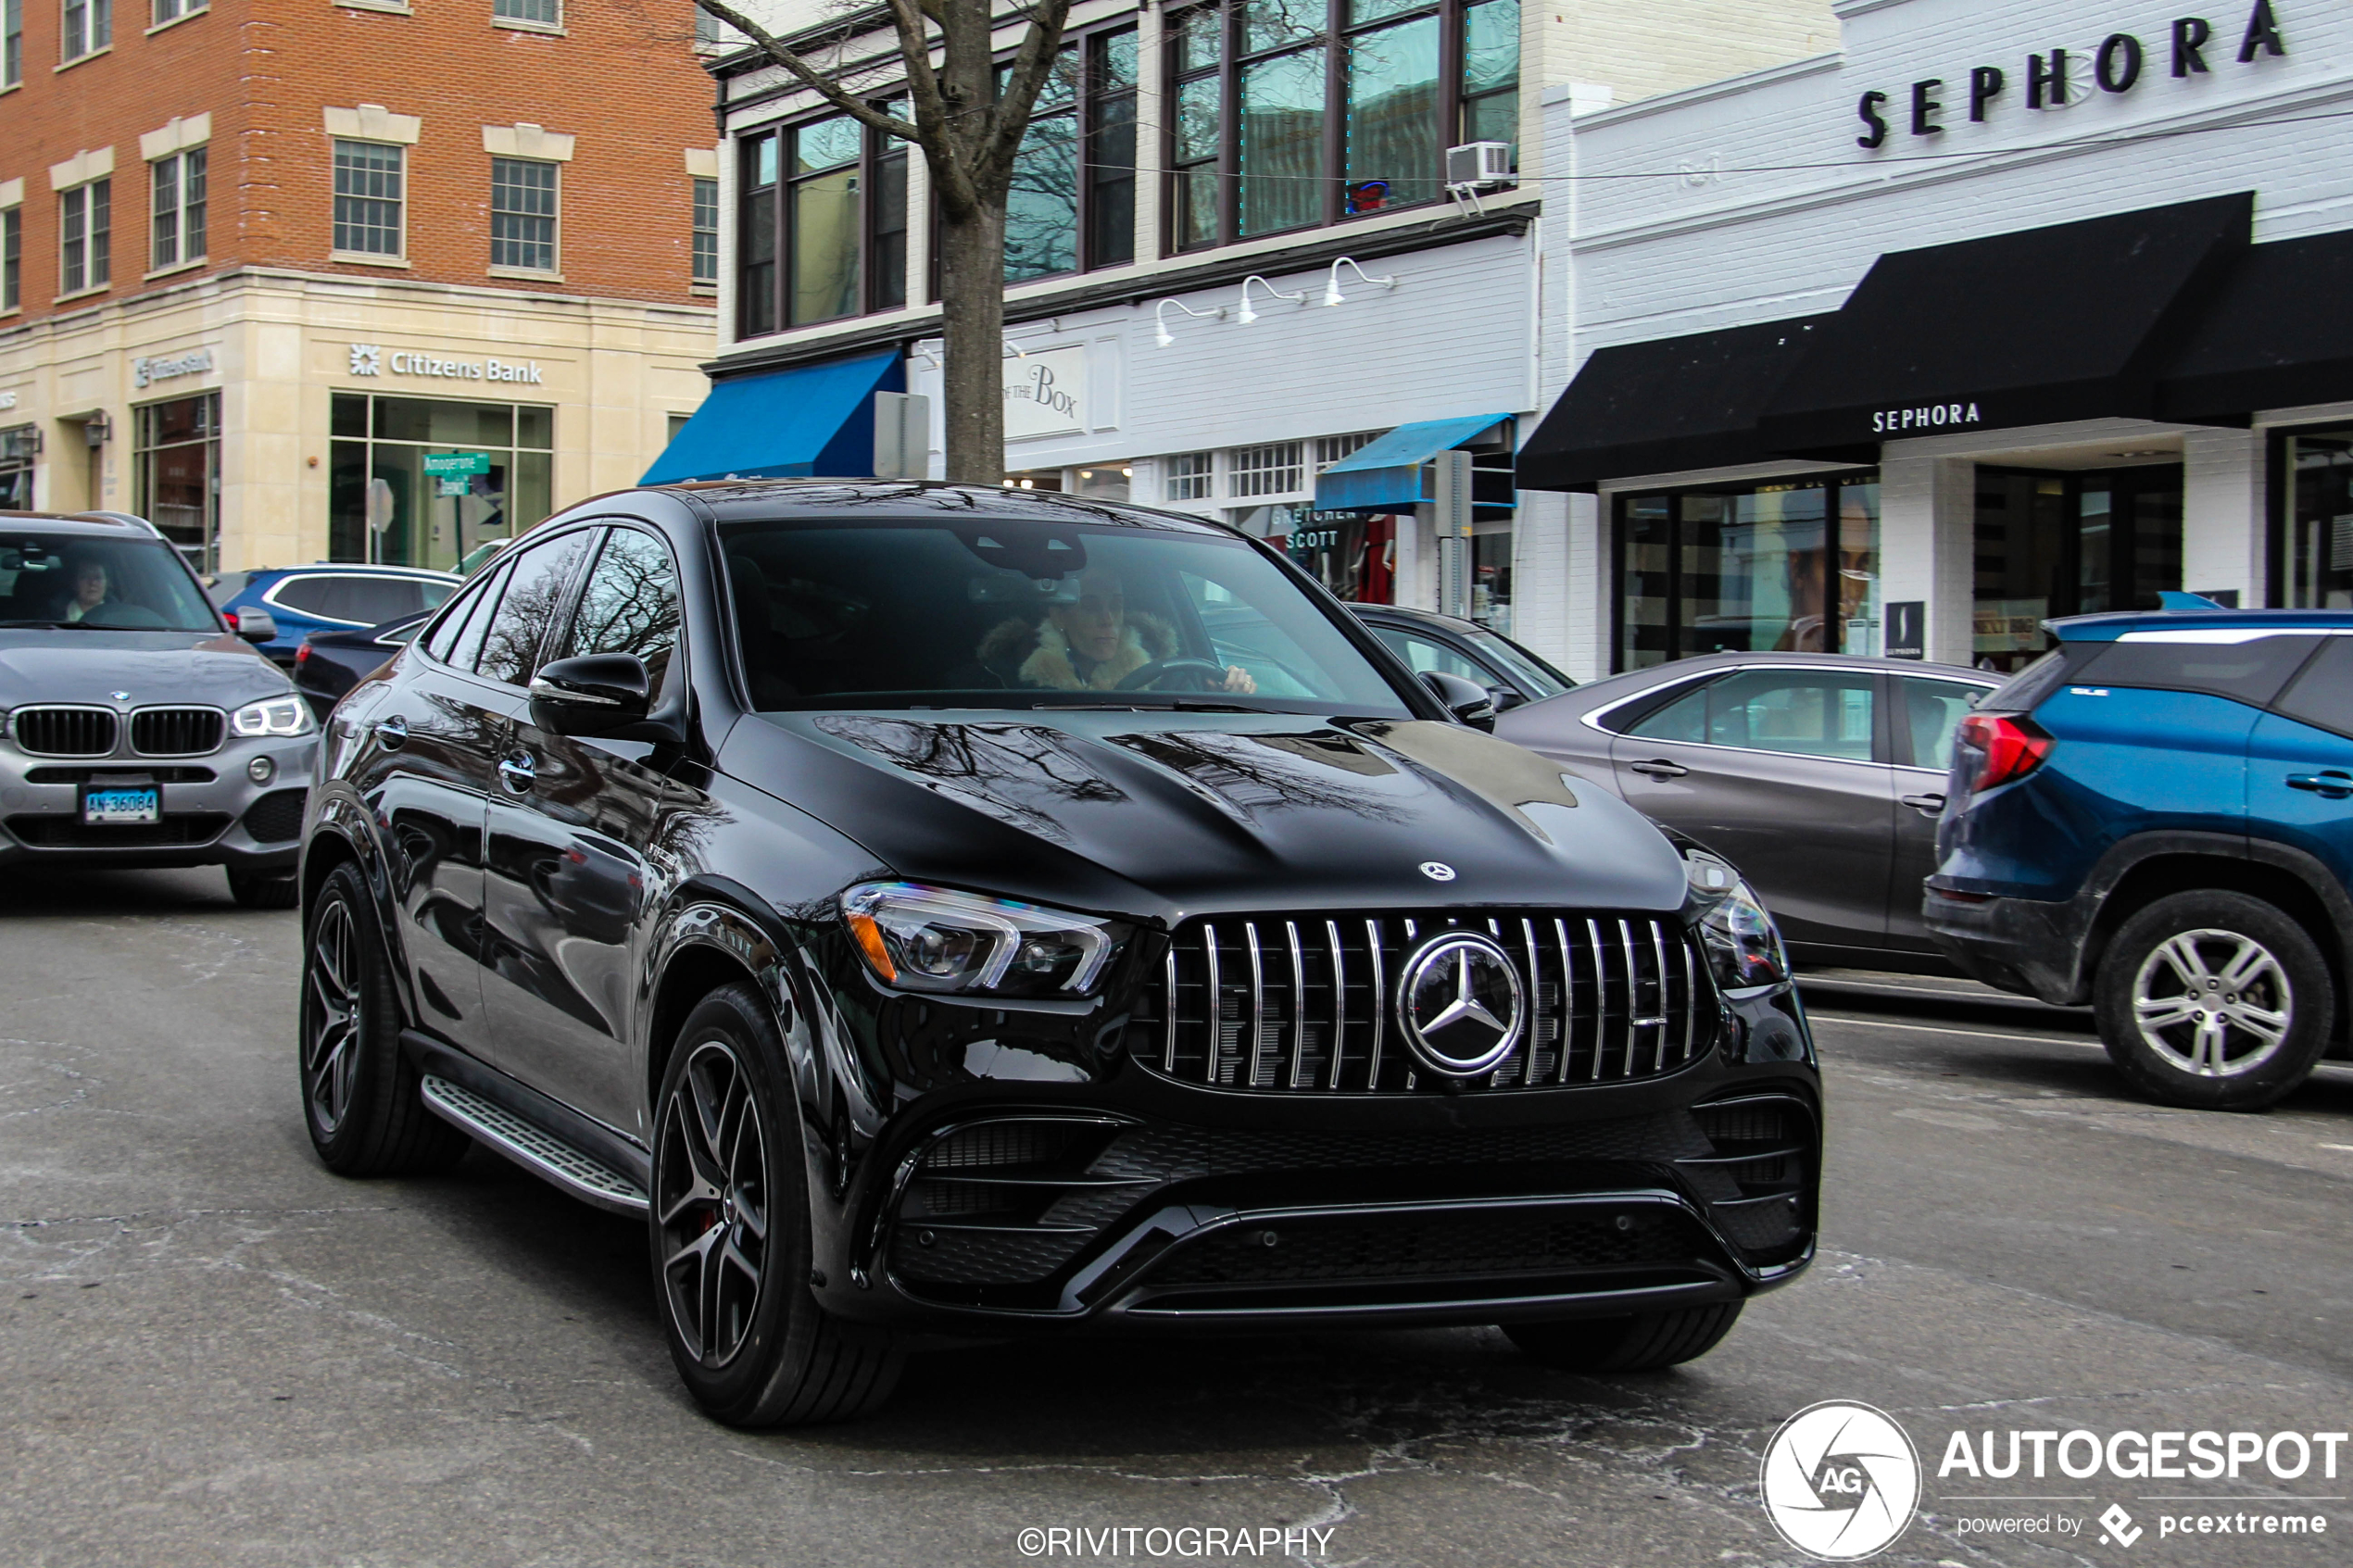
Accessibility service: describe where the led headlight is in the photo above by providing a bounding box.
[1683,848,1790,992]
[231,695,315,737]
[840,882,1129,998]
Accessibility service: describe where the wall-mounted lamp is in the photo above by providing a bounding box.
[82,412,113,447]
[1237,274,1307,324]
[1153,298,1226,347]
[1323,257,1400,308]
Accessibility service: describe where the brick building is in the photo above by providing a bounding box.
[0,0,722,572]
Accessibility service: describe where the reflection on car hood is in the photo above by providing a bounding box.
[730,709,1688,921]
[0,630,290,709]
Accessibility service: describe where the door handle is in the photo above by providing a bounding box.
[2286,771,2353,798]
[373,715,408,748]
[1628,759,1689,779]
[498,754,537,794]
[1901,792,1947,813]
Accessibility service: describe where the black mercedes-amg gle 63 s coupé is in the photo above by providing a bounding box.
[296,482,1818,1426]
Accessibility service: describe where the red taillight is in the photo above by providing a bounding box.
[1957,712,2052,791]
[294,642,310,665]
[221,610,239,631]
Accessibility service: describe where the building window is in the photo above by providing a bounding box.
[328,394,555,569]
[151,0,203,25]
[60,0,107,60]
[691,176,718,285]
[1229,440,1304,497]
[736,110,908,340]
[150,147,207,271]
[1614,474,1881,672]
[333,141,404,257]
[490,157,559,271]
[1165,451,1214,501]
[5,0,22,88]
[59,180,110,295]
[135,393,220,574]
[1972,466,2182,670]
[1164,0,1519,251]
[0,423,34,508]
[493,0,558,24]
[2283,429,2353,610]
[1,207,19,312]
[1002,26,1139,284]
[1315,432,1377,469]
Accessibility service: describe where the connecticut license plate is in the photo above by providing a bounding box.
[83,785,160,825]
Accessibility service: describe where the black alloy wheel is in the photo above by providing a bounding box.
[299,860,471,1174]
[1504,1302,1743,1374]
[2094,889,2334,1111]
[649,984,902,1426]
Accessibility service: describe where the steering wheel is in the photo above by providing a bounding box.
[81,602,168,629]
[1114,657,1233,693]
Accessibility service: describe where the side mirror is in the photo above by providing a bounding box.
[530,653,652,738]
[1489,685,1526,714]
[231,607,277,644]
[1419,670,1497,732]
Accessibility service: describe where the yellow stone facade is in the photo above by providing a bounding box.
[0,267,714,571]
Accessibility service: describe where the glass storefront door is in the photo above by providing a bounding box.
[1612,472,1881,671]
[1973,466,2183,671]
[2285,428,2353,608]
[329,394,554,570]
[133,394,222,573]
[0,425,35,509]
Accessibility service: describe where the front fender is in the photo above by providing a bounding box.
[303,784,422,1029]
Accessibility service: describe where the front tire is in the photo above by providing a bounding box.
[2094,890,2334,1111]
[1504,1302,1743,1373]
[299,860,471,1174]
[651,984,902,1427]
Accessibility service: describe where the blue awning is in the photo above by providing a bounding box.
[641,348,906,484]
[1313,414,1511,512]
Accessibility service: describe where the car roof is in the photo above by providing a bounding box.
[1346,603,1486,635]
[244,563,461,581]
[646,479,1238,537]
[1541,650,1994,710]
[0,510,170,538]
[2050,608,2353,642]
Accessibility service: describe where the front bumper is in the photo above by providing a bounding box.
[810,986,1819,1334]
[0,733,321,871]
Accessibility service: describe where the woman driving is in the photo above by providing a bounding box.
[977,565,1255,695]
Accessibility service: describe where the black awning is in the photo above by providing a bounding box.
[1755,193,2253,455]
[1516,316,1831,493]
[2158,228,2353,423]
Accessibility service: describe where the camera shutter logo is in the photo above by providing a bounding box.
[1759,1400,1920,1561]
[1394,931,1524,1077]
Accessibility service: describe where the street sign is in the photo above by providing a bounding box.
[436,477,471,496]
[422,451,492,477]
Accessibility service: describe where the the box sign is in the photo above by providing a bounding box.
[348,342,546,385]
[132,349,213,390]
[1003,346,1087,440]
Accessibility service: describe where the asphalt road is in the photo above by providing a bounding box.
[4,866,2350,1568]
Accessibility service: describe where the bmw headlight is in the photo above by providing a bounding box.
[1683,849,1790,992]
[840,882,1130,998]
[231,695,315,737]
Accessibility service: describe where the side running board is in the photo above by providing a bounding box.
[421,1075,649,1216]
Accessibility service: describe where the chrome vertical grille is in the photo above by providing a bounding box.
[1148,910,1712,1095]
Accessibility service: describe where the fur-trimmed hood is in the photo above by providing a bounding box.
[979,612,1177,692]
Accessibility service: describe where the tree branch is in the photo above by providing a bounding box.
[692,0,923,144]
[979,4,1070,185]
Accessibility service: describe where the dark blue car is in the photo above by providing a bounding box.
[205,565,459,667]
[1928,608,2353,1109]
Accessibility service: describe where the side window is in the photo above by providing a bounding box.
[1629,669,1876,761]
[2271,638,2353,740]
[563,527,682,689]
[342,576,427,624]
[475,533,590,685]
[1897,677,1985,771]
[1375,626,1496,687]
[447,563,509,671]
[270,575,345,617]
[2077,634,2322,708]
[423,570,499,664]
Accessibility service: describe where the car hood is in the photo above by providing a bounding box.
[724,709,1689,922]
[0,630,291,709]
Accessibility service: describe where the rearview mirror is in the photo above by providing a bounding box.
[231,607,277,644]
[530,653,653,738]
[1419,670,1497,732]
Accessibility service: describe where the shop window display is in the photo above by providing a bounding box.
[133,392,220,574]
[2285,428,2353,609]
[328,395,553,571]
[1973,466,2181,671]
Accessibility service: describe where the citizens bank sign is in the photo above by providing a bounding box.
[347,343,546,385]
[132,349,215,390]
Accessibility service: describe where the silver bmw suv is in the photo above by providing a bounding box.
[0,512,319,906]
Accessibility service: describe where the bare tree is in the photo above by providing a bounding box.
[695,0,1075,484]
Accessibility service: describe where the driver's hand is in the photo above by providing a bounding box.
[1220,665,1257,696]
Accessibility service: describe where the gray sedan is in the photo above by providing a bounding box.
[1493,651,1997,970]
[0,512,320,906]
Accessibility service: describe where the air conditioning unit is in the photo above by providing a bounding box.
[1445,141,1515,192]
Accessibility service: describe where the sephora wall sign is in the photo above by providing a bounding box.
[1855,2,2288,149]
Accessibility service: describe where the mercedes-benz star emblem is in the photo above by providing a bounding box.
[1395,932,1525,1077]
[1418,861,1456,882]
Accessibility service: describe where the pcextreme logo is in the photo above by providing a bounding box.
[1760,1401,1923,1561]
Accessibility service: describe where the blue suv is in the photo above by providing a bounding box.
[1928,608,2353,1110]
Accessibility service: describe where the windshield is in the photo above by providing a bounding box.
[1463,627,1574,699]
[721,518,1415,716]
[0,533,222,632]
